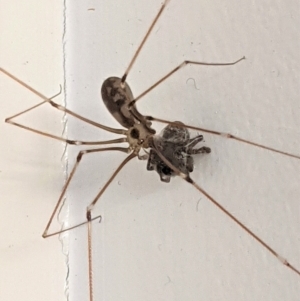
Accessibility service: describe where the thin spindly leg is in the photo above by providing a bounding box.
[121,0,171,84]
[129,57,245,107]
[86,151,137,301]
[1,67,126,136]
[7,111,127,145]
[151,138,300,277]
[149,117,300,160]
[42,147,131,238]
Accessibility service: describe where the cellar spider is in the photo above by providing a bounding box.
[1,0,297,300]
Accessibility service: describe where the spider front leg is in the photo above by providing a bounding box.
[185,134,211,154]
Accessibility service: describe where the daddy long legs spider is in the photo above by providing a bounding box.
[1,0,300,300]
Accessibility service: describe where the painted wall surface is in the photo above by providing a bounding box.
[1,1,299,301]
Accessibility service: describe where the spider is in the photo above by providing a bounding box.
[2,1,299,300]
